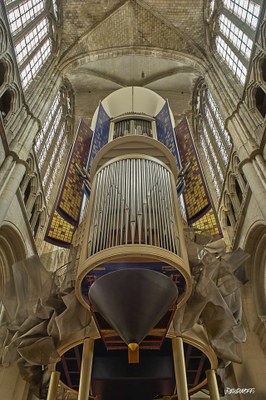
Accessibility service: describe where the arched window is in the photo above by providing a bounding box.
[4,0,58,90]
[0,88,14,118]
[34,85,73,201]
[214,0,261,85]
[262,59,266,82]
[255,86,266,118]
[194,83,232,200]
[223,0,260,29]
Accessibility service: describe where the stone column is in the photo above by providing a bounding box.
[78,338,94,400]
[241,161,266,221]
[172,337,189,400]
[0,155,14,187]
[0,161,26,226]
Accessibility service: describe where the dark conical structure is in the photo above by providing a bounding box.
[89,268,178,346]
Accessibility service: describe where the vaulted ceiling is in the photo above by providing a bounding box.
[58,0,209,125]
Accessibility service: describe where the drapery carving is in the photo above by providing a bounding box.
[173,229,249,364]
[0,250,91,396]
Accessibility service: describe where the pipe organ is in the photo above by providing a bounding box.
[55,88,219,400]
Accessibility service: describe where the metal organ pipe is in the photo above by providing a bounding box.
[87,157,180,256]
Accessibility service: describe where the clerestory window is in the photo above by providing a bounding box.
[34,86,73,201]
[4,0,57,89]
[214,0,261,85]
[223,0,260,30]
[194,85,232,199]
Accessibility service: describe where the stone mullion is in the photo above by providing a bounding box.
[31,208,41,233]
[206,98,231,157]
[206,64,253,150]
[197,116,221,202]
[12,10,48,44]
[20,172,33,194]
[206,66,260,150]
[226,199,236,228]
[198,135,221,203]
[230,181,241,217]
[203,106,226,178]
[218,30,249,68]
[206,56,241,117]
[41,117,64,184]
[198,101,223,196]
[221,7,256,39]
[25,52,61,111]
[26,191,38,219]
[236,167,248,193]
[35,101,62,157]
[19,34,51,72]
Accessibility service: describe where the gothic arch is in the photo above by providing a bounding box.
[0,19,7,53]
[30,193,46,237]
[246,81,266,120]
[244,224,266,342]
[228,173,243,210]
[60,47,207,78]
[224,192,236,229]
[232,153,247,192]
[251,51,266,85]
[0,224,26,297]
[0,54,14,85]
[261,19,266,50]
[0,58,8,90]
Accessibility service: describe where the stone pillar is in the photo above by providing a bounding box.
[172,337,189,400]
[0,155,14,187]
[206,369,220,400]
[78,338,94,400]
[0,161,26,226]
[241,161,266,221]
[47,371,60,400]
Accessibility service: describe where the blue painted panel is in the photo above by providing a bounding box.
[87,102,110,173]
[155,101,181,168]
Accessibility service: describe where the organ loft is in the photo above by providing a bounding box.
[1,1,266,400]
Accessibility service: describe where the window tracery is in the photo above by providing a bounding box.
[194,83,232,201]
[219,14,253,59]
[216,35,247,84]
[34,84,73,202]
[4,0,58,89]
[209,0,262,85]
[223,0,260,30]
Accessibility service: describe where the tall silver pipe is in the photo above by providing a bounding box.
[88,157,180,256]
